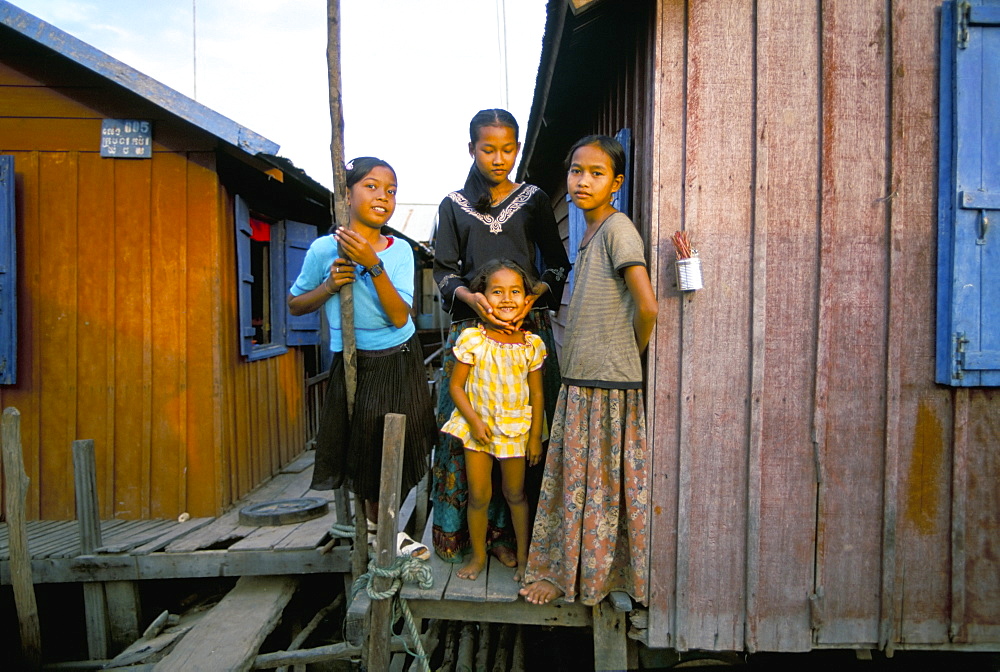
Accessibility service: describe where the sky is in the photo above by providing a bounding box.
[10,0,548,216]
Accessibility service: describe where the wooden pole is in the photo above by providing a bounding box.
[73,439,109,659]
[368,413,407,672]
[326,0,367,584]
[2,407,42,669]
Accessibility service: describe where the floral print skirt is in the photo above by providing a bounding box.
[523,384,649,606]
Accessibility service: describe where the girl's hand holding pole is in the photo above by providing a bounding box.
[334,226,380,268]
[326,257,355,294]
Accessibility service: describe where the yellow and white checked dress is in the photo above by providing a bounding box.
[441,325,547,458]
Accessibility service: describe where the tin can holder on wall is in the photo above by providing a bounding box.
[671,230,703,291]
[675,255,703,291]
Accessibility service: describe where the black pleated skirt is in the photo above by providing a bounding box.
[311,332,435,503]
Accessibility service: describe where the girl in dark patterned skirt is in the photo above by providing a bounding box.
[289,157,435,559]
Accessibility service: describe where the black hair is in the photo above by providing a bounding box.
[464,109,520,214]
[345,156,396,190]
[470,258,536,296]
[565,134,627,179]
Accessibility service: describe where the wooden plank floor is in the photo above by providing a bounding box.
[0,451,352,585]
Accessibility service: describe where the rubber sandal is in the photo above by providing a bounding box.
[396,532,430,561]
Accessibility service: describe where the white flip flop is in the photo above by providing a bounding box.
[396,532,430,561]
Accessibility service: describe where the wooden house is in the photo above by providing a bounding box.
[0,2,335,522]
[520,0,999,656]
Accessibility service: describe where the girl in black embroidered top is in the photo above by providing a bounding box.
[431,109,571,566]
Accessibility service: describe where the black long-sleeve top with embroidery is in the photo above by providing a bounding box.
[433,183,571,322]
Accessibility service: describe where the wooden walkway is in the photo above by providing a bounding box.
[0,451,350,586]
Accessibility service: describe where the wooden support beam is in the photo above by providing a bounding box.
[593,600,630,671]
[155,575,299,671]
[74,439,141,655]
[2,407,42,669]
[369,413,407,672]
[0,547,351,585]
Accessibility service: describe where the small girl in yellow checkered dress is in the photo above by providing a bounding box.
[441,259,547,582]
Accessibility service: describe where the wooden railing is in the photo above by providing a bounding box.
[303,369,329,449]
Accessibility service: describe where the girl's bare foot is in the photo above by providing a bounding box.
[491,545,517,568]
[514,563,527,583]
[457,555,487,580]
[519,579,563,605]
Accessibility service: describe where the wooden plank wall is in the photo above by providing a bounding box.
[643,0,1000,653]
[0,60,308,519]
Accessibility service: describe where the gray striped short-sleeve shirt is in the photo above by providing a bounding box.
[561,212,647,389]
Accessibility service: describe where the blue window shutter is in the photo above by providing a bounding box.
[0,155,16,384]
[612,127,632,218]
[285,220,320,345]
[235,195,255,357]
[269,222,287,353]
[937,1,1000,386]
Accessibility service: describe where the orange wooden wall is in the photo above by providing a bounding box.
[0,59,307,520]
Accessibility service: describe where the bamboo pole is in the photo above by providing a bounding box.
[2,407,42,669]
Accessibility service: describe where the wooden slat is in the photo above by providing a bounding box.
[813,0,890,646]
[75,152,116,520]
[0,118,217,152]
[674,0,754,652]
[0,547,351,585]
[130,518,214,556]
[406,597,591,628]
[184,154,224,515]
[164,469,310,552]
[149,151,188,518]
[885,0,954,649]
[962,390,1000,642]
[38,152,78,519]
[484,557,520,602]
[745,0,821,653]
[443,559,487,602]
[154,575,298,672]
[646,0,687,651]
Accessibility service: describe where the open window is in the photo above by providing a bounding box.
[936,1,1000,386]
[235,195,319,360]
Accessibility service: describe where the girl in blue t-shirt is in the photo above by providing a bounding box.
[289,157,435,558]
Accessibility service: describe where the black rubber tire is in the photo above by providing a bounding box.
[238,497,329,526]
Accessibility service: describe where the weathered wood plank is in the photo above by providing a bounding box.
[646,0,686,649]
[0,547,350,585]
[485,556,520,602]
[593,601,628,672]
[183,154,223,515]
[443,557,487,602]
[38,152,78,519]
[164,470,310,552]
[813,0,890,646]
[407,597,592,628]
[112,158,153,520]
[369,413,407,672]
[75,152,116,520]
[885,0,953,651]
[149,151,188,518]
[746,0,821,654]
[674,0,754,652]
[154,575,298,672]
[2,408,43,668]
[962,389,1000,643]
[74,439,109,659]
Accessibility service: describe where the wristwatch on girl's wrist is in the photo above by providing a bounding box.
[363,260,385,277]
